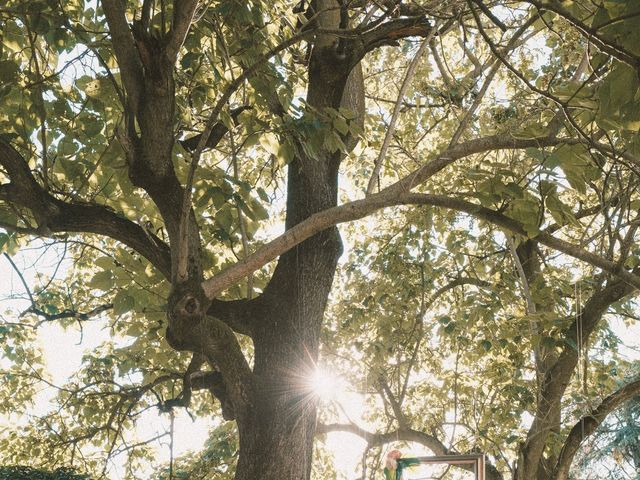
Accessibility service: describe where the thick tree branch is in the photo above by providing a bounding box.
[199,133,564,298]
[0,140,172,277]
[165,0,200,63]
[517,276,636,479]
[552,379,640,480]
[100,2,258,406]
[360,15,432,55]
[101,0,144,112]
[189,370,235,420]
[378,376,410,429]
[160,351,235,421]
[402,194,640,291]
[207,298,254,337]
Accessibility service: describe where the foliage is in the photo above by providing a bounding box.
[577,379,640,478]
[0,0,639,479]
[0,466,90,480]
[153,423,237,480]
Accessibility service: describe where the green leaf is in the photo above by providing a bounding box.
[277,140,295,165]
[597,62,640,131]
[80,115,102,136]
[547,144,600,194]
[545,194,578,227]
[88,270,114,291]
[113,291,135,315]
[506,196,541,237]
[257,187,270,202]
[259,132,279,156]
[0,60,19,83]
[323,131,346,153]
[443,321,456,334]
[511,122,549,140]
[94,256,115,269]
[0,233,9,252]
[215,207,234,234]
[57,137,78,157]
[333,116,349,136]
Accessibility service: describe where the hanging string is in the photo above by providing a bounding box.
[169,408,175,480]
[575,279,587,469]
[575,281,583,393]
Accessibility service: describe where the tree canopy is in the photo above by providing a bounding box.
[1,0,640,479]
[0,466,90,480]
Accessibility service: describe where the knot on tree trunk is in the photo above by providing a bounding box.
[166,281,212,351]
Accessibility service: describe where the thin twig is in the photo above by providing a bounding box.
[366,35,433,195]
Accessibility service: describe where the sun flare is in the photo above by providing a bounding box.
[308,367,339,402]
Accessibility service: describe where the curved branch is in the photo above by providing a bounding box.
[519,276,636,479]
[403,194,640,290]
[0,140,255,334]
[317,423,448,454]
[552,379,640,480]
[359,15,432,55]
[28,303,113,324]
[470,0,508,32]
[201,133,564,298]
[426,277,491,311]
[101,0,144,112]
[165,0,200,63]
[177,13,440,281]
[0,140,172,277]
[523,0,640,72]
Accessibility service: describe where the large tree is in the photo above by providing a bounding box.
[1,0,640,479]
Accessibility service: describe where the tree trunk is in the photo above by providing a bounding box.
[230,6,361,475]
[232,148,343,478]
[102,2,360,477]
[235,395,318,480]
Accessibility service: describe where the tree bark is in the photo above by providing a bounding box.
[233,6,355,476]
[231,148,344,479]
